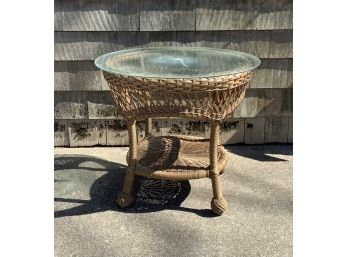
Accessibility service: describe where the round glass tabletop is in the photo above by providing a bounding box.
[95,47,261,79]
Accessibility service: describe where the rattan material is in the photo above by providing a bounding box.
[103,69,253,215]
[103,71,251,122]
[126,135,227,180]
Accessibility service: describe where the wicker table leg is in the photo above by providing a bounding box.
[145,118,152,136]
[116,119,137,208]
[209,122,228,215]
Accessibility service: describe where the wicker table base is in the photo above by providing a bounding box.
[103,71,252,215]
[116,120,229,215]
[97,47,259,215]
[119,134,230,215]
[129,135,228,180]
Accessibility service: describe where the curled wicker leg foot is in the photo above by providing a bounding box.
[211,197,228,216]
[116,191,134,208]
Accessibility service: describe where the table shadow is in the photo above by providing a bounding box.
[54,155,215,219]
[224,144,293,162]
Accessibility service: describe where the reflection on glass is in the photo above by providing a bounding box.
[95,47,261,79]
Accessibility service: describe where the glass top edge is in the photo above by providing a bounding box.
[95,46,261,79]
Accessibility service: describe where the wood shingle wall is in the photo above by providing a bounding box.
[54,0,293,147]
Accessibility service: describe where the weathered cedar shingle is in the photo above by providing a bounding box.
[234,89,282,118]
[68,120,107,147]
[201,31,271,58]
[86,91,118,119]
[250,59,293,88]
[264,116,289,143]
[54,32,149,60]
[148,32,203,47]
[140,0,195,31]
[55,31,287,60]
[54,61,108,91]
[196,0,293,30]
[54,120,70,146]
[288,117,293,143]
[106,120,129,146]
[54,91,87,119]
[280,88,293,116]
[55,0,139,31]
[244,117,266,144]
[269,30,293,58]
[55,0,292,32]
[220,118,245,144]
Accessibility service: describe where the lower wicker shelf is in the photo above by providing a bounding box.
[127,135,228,180]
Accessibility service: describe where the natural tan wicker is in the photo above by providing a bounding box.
[103,71,251,122]
[103,70,253,215]
[128,135,228,180]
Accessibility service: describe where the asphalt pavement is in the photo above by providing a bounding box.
[54,145,292,257]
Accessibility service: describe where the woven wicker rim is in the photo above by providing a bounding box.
[103,70,252,92]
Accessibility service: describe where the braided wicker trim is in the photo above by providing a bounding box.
[103,71,252,93]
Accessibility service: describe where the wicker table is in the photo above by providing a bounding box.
[95,47,260,215]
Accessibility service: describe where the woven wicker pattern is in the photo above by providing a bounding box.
[103,69,253,215]
[126,135,227,180]
[103,71,251,122]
